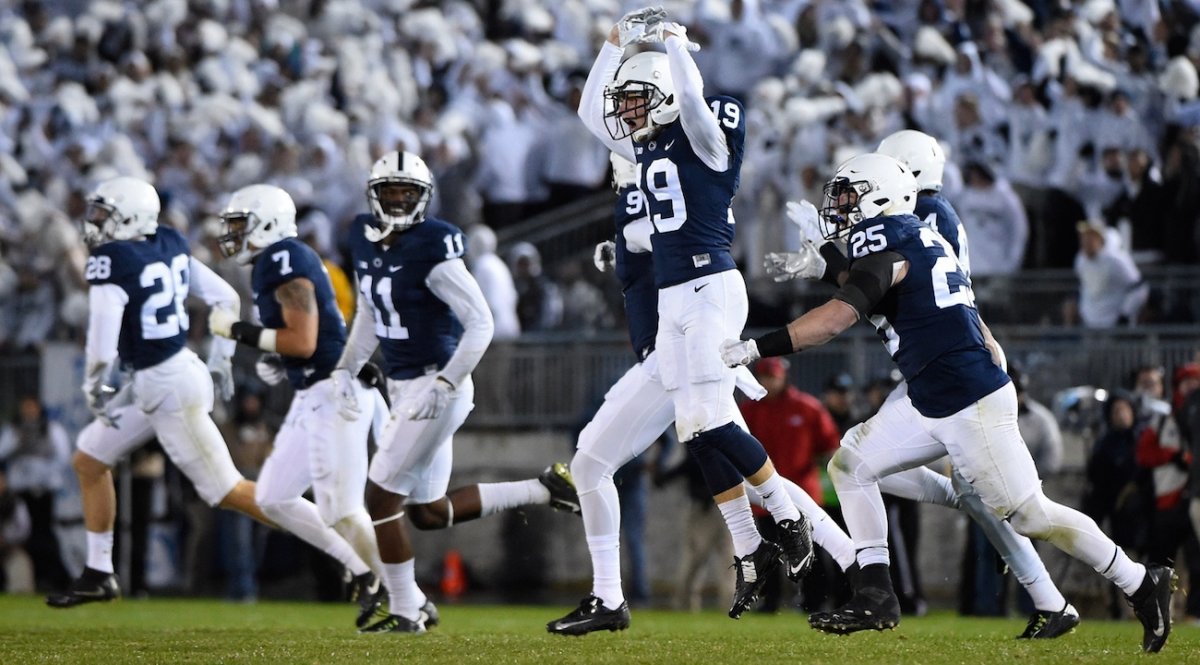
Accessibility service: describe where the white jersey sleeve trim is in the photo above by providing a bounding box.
[85,283,129,370]
[426,258,494,388]
[579,42,635,163]
[337,288,380,375]
[665,36,728,172]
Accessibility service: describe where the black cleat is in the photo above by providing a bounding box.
[728,539,783,619]
[1017,603,1079,639]
[547,595,631,635]
[539,462,581,515]
[46,567,120,608]
[350,572,385,628]
[359,612,426,634]
[776,517,815,582]
[808,563,901,634]
[1127,564,1177,653]
[421,599,440,628]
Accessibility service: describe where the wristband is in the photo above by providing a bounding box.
[754,328,795,358]
[231,322,278,352]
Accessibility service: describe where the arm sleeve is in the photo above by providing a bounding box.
[426,258,494,388]
[665,36,728,172]
[579,42,635,163]
[832,251,903,317]
[85,283,129,370]
[336,289,380,375]
[188,257,239,361]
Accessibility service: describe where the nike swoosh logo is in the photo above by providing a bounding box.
[694,283,708,293]
[788,553,812,576]
[665,140,675,150]
[1153,608,1164,637]
[388,265,403,272]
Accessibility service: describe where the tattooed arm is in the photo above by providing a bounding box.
[273,277,319,358]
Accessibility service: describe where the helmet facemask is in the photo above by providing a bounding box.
[604,82,666,142]
[81,199,120,248]
[217,211,260,264]
[365,179,431,242]
[819,177,872,241]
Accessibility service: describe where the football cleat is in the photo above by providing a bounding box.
[1017,603,1079,639]
[421,599,440,628]
[46,567,121,608]
[1127,564,1177,653]
[350,572,385,628]
[539,462,581,515]
[359,612,427,634]
[808,563,901,634]
[776,517,815,582]
[546,595,631,636]
[728,539,783,619]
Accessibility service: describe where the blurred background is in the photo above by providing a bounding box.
[1,0,1199,622]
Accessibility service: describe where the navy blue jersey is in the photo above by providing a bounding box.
[846,214,1008,417]
[635,95,745,288]
[349,214,465,379]
[612,185,657,361]
[86,227,191,370]
[914,193,971,275]
[251,238,346,389]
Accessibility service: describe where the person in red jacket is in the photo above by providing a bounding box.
[740,358,841,611]
[1136,363,1200,619]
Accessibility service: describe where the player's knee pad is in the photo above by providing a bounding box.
[686,431,745,495]
[828,446,878,489]
[1007,491,1055,540]
[570,451,617,496]
[696,422,768,478]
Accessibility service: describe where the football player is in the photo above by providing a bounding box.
[47,177,265,608]
[332,151,580,633]
[723,153,1176,653]
[548,154,1032,634]
[575,8,814,615]
[208,184,388,627]
[767,130,1082,639]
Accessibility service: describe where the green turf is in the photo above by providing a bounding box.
[0,596,1196,664]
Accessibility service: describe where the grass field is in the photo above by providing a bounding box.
[1,595,1197,664]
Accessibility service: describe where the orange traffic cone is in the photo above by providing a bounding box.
[440,549,466,599]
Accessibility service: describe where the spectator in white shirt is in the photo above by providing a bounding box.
[1073,219,1148,327]
[955,160,1029,276]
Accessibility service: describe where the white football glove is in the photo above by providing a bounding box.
[254,353,287,386]
[331,368,362,421]
[646,21,701,51]
[593,241,616,272]
[83,362,122,427]
[209,306,239,338]
[720,338,760,368]
[401,377,453,421]
[616,6,667,48]
[764,244,827,282]
[786,200,824,246]
[207,354,235,402]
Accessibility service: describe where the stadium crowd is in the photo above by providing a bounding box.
[4,0,1200,347]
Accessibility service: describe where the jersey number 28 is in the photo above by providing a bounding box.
[140,254,190,339]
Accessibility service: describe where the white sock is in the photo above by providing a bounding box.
[1104,548,1148,596]
[856,545,890,568]
[334,509,384,578]
[717,494,761,558]
[86,530,114,574]
[263,498,369,575]
[477,480,550,517]
[751,473,800,523]
[383,560,425,620]
[777,478,856,570]
[587,534,624,609]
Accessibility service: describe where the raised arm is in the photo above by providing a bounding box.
[579,36,635,163]
[663,33,728,172]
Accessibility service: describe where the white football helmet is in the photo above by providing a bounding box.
[365,151,433,242]
[819,153,917,240]
[82,176,160,247]
[604,51,679,142]
[877,130,946,192]
[219,184,297,264]
[611,152,639,191]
